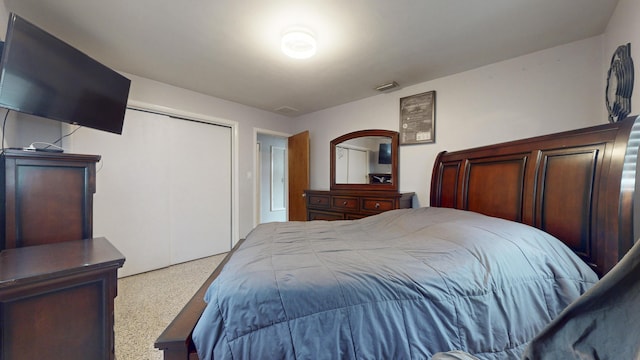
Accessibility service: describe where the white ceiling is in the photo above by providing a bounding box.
[4,0,619,116]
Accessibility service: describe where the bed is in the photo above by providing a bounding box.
[155,115,640,359]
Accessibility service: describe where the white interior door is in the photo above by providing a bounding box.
[347,148,368,183]
[66,108,232,276]
[335,146,348,183]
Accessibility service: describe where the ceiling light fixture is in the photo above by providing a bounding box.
[281,29,317,59]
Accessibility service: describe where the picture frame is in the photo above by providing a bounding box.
[399,90,436,144]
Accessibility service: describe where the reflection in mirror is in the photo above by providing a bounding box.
[335,136,392,184]
[330,129,399,191]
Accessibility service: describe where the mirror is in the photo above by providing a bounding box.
[330,129,399,191]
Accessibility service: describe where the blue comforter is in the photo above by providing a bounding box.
[193,207,598,359]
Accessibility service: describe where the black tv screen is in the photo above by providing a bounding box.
[0,13,130,134]
[378,143,392,164]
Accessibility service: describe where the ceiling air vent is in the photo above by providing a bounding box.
[375,81,400,93]
[274,106,300,115]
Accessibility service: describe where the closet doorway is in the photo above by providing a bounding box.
[66,103,235,277]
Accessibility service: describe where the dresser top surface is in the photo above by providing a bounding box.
[1,149,101,162]
[0,237,125,287]
[305,189,414,197]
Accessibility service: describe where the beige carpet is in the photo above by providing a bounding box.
[114,253,227,360]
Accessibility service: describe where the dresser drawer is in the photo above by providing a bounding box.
[308,194,330,208]
[304,190,414,221]
[332,196,358,210]
[308,210,345,221]
[361,198,395,212]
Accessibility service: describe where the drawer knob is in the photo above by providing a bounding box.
[375,202,380,209]
[343,201,348,205]
[317,199,322,203]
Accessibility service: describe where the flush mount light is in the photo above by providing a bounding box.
[281,29,317,59]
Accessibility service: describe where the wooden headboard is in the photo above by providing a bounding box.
[431,116,640,276]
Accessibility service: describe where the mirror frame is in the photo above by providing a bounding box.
[330,129,399,191]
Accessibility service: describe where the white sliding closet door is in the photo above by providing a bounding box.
[335,146,368,184]
[66,108,232,276]
[169,118,231,264]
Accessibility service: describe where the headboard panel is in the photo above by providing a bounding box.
[431,116,640,276]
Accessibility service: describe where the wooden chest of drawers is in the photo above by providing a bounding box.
[0,237,125,360]
[305,190,414,220]
[1,150,100,250]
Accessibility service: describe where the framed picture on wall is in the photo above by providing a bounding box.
[399,90,436,144]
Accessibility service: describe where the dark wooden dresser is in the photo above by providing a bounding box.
[0,150,124,359]
[305,190,414,220]
[1,150,101,250]
[0,237,125,360]
[311,129,414,221]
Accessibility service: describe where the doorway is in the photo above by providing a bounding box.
[257,132,288,223]
[254,129,309,226]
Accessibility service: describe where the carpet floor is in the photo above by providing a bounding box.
[114,253,227,359]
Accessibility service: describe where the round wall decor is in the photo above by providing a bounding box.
[606,43,634,122]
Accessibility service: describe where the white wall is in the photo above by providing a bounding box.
[294,36,605,207]
[0,2,7,37]
[603,0,640,119]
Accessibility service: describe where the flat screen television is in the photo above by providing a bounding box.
[378,142,392,164]
[0,13,130,135]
